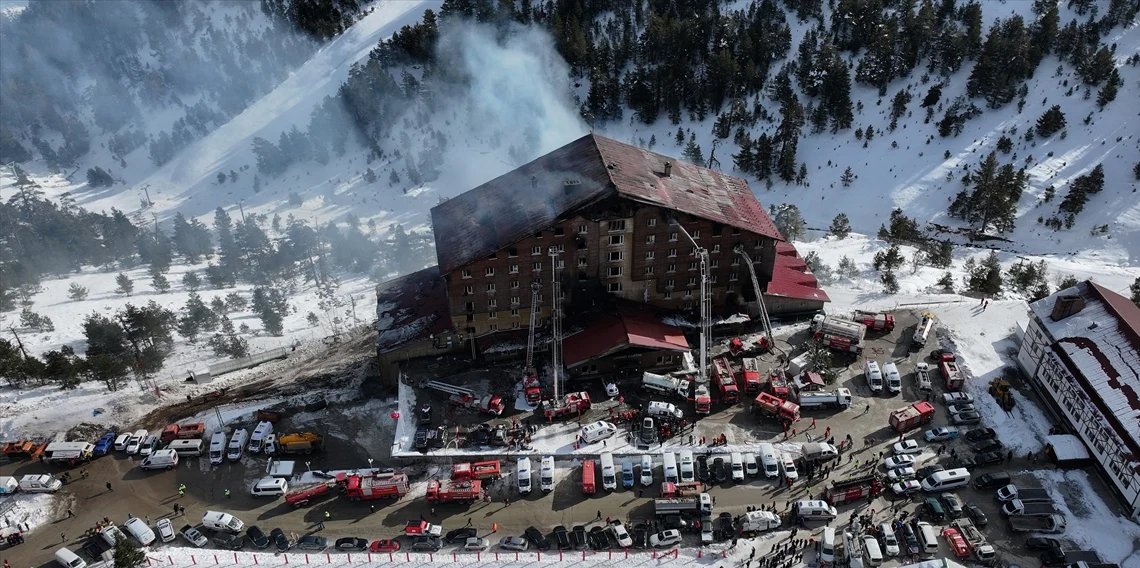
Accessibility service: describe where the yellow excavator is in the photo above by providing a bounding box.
[990,378,1015,411]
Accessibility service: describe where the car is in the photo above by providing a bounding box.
[180,525,208,547]
[125,433,146,455]
[414,428,429,450]
[974,451,1003,466]
[964,504,989,527]
[334,537,368,551]
[891,480,922,495]
[297,535,327,551]
[271,528,289,552]
[463,537,490,552]
[1025,537,1061,550]
[888,466,916,481]
[94,432,116,456]
[491,425,508,446]
[155,518,175,543]
[445,527,478,544]
[964,427,998,442]
[946,457,977,471]
[700,516,714,544]
[877,524,900,556]
[552,525,571,550]
[571,526,588,550]
[662,515,689,531]
[524,526,551,550]
[940,493,964,517]
[1040,546,1073,567]
[712,457,728,483]
[973,471,1011,489]
[588,526,609,550]
[499,536,529,552]
[639,418,657,445]
[942,392,974,405]
[941,528,970,558]
[138,435,159,457]
[607,520,633,548]
[631,524,649,549]
[469,424,491,446]
[246,526,269,549]
[947,403,976,415]
[213,533,245,550]
[892,440,923,455]
[779,455,798,481]
[972,439,1003,453]
[410,536,442,552]
[649,529,682,548]
[899,524,919,554]
[697,455,711,482]
[923,427,959,442]
[916,465,945,479]
[951,411,982,425]
[370,539,401,553]
[418,404,432,425]
[884,455,917,469]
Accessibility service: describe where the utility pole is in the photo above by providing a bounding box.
[140,183,153,207]
[238,199,246,224]
[8,327,28,359]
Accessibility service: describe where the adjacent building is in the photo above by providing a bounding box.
[1016,280,1140,518]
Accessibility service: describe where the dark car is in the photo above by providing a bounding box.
[246,526,269,550]
[973,471,1011,489]
[662,515,689,531]
[552,526,571,550]
[213,534,245,550]
[630,525,649,549]
[972,439,1003,453]
[974,451,1003,466]
[916,465,944,479]
[571,525,588,550]
[491,424,508,446]
[445,527,478,544]
[418,404,432,425]
[714,513,735,541]
[588,526,609,550]
[297,535,327,551]
[427,428,445,448]
[712,458,727,483]
[964,504,989,527]
[900,524,919,553]
[469,424,491,446]
[1026,537,1061,550]
[697,455,711,482]
[414,428,429,450]
[964,428,997,442]
[334,537,368,551]
[1040,547,1071,566]
[946,457,977,472]
[639,418,658,445]
[410,536,442,552]
[270,528,289,552]
[93,432,116,456]
[524,526,551,551]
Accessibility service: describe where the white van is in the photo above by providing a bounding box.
[140,449,179,470]
[247,421,274,454]
[54,547,87,568]
[640,455,654,486]
[883,362,902,394]
[263,433,278,455]
[0,476,17,494]
[921,468,970,491]
[540,456,555,493]
[758,443,779,479]
[793,500,838,521]
[517,457,533,494]
[730,452,745,482]
[169,439,204,457]
[646,401,683,419]
[865,361,883,393]
[99,525,126,547]
[600,452,617,491]
[226,428,248,462]
[662,452,678,483]
[123,517,156,546]
[580,421,618,444]
[915,521,939,554]
[208,431,227,465]
[250,476,288,497]
[744,453,759,477]
[861,535,883,566]
[678,450,695,483]
[202,511,244,533]
[125,429,148,455]
[113,433,131,452]
[820,527,837,564]
[19,474,61,493]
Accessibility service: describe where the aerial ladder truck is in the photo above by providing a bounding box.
[521,281,543,405]
[420,379,505,415]
[540,248,592,420]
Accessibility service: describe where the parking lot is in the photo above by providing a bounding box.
[0,309,1118,567]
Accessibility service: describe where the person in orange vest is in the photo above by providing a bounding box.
[492,523,498,533]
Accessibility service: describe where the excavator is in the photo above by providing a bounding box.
[990,378,1015,411]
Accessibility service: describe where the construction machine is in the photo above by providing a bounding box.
[990,378,1015,411]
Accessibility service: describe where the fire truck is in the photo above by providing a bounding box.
[452,460,502,481]
[541,391,592,420]
[823,475,883,505]
[765,369,791,398]
[852,310,896,331]
[660,481,704,498]
[425,479,484,504]
[421,379,505,415]
[285,481,338,507]
[405,520,443,537]
[752,392,800,422]
[940,354,965,391]
[343,471,409,501]
[693,384,712,415]
[810,315,867,353]
[888,402,936,432]
[712,358,740,403]
[740,358,762,394]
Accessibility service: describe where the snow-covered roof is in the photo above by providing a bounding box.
[1030,281,1140,457]
[1046,434,1091,462]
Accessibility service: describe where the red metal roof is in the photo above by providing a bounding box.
[764,243,831,303]
[562,303,690,368]
[374,266,454,354]
[776,242,799,256]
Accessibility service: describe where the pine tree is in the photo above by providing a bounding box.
[113,525,146,568]
[1096,69,1121,108]
[772,205,806,241]
[1130,277,1140,308]
[114,273,134,296]
[151,273,170,294]
[252,287,289,336]
[967,250,1004,295]
[828,213,851,239]
[67,283,89,301]
[840,167,854,187]
[307,312,320,327]
[181,271,201,292]
[937,272,955,292]
[1035,105,1066,137]
[837,256,859,279]
[683,138,704,165]
[873,245,905,272]
[880,271,900,294]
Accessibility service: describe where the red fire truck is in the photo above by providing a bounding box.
[765,369,791,398]
[940,354,965,390]
[823,475,883,505]
[522,373,542,406]
[753,392,800,422]
[693,384,712,415]
[452,460,502,481]
[343,471,409,501]
[712,358,740,403]
[425,479,484,504]
[285,481,338,507]
[542,392,592,420]
[581,460,596,494]
[853,310,896,331]
[740,358,762,394]
[888,402,936,432]
[660,481,704,498]
[728,337,745,356]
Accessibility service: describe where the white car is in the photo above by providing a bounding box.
[155,518,176,543]
[607,521,633,548]
[947,403,976,415]
[942,392,974,405]
[125,429,148,455]
[923,427,959,442]
[779,454,799,481]
[462,537,489,552]
[124,517,156,546]
[180,525,209,547]
[649,529,682,548]
[890,480,922,495]
[887,466,916,481]
[892,440,922,455]
[883,455,916,469]
[877,523,900,556]
[138,435,159,457]
[498,536,529,552]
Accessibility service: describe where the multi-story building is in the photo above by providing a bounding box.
[1016,280,1140,519]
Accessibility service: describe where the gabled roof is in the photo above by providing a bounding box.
[374,266,453,354]
[562,303,690,368]
[764,244,831,303]
[431,134,782,275]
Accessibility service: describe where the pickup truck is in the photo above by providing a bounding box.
[949,518,996,562]
[995,485,1051,502]
[1009,514,1066,533]
[1041,549,1101,568]
[1001,499,1059,516]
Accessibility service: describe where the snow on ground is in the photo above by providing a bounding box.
[0,492,56,535]
[1031,468,1140,565]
